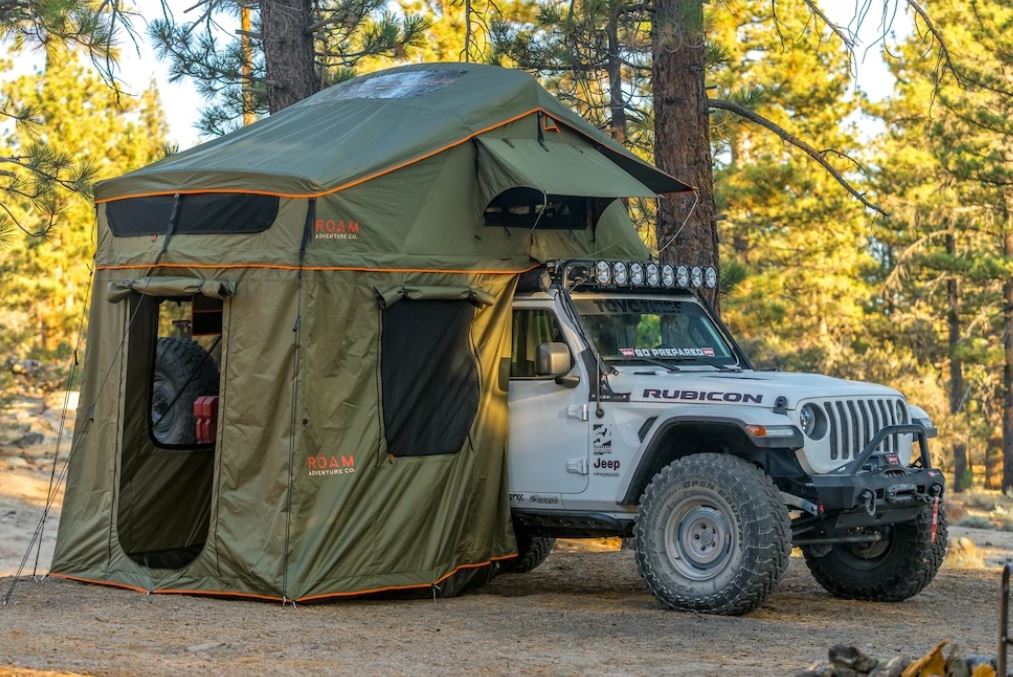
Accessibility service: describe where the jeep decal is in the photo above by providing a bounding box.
[642,389,763,404]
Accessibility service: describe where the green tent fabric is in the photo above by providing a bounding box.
[475,137,658,207]
[51,63,690,603]
[94,63,689,202]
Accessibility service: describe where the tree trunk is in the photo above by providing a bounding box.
[259,0,318,113]
[241,4,255,125]
[987,436,1003,490]
[605,3,626,144]
[1003,226,1013,491]
[651,0,718,307]
[946,233,967,491]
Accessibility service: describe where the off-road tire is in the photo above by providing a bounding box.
[151,337,219,446]
[802,501,947,602]
[505,531,555,574]
[634,453,791,615]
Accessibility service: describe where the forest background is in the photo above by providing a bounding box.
[0,0,1009,493]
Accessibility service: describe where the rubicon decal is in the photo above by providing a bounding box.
[314,218,361,240]
[642,389,763,404]
[307,454,357,476]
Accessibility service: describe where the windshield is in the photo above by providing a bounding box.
[573,296,738,366]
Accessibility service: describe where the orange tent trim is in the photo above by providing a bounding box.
[294,553,519,603]
[93,107,552,204]
[47,552,518,604]
[48,572,149,594]
[95,262,540,275]
[94,105,687,204]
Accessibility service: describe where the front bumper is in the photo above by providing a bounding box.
[806,424,945,526]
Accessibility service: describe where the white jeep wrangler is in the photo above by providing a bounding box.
[504,259,947,615]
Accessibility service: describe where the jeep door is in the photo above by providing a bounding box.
[507,303,590,494]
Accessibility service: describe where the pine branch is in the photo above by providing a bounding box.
[800,0,855,50]
[903,0,1012,97]
[708,97,887,216]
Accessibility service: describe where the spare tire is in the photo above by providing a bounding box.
[151,337,219,446]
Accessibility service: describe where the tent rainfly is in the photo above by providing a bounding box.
[50,62,691,601]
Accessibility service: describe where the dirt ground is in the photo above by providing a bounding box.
[0,551,1007,676]
[2,392,1012,675]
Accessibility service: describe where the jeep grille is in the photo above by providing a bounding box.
[819,398,904,461]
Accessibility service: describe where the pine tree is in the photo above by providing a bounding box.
[489,0,651,148]
[0,49,169,360]
[875,0,1011,489]
[0,0,138,240]
[149,0,429,134]
[710,1,879,375]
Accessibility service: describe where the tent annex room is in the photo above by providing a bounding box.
[49,62,691,602]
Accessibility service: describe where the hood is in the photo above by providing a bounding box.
[618,369,902,409]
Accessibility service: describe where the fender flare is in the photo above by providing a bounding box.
[615,405,802,505]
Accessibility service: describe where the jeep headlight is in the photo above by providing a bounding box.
[594,260,611,285]
[690,266,703,288]
[705,266,717,289]
[799,403,826,439]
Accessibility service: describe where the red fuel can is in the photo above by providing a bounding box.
[194,395,219,444]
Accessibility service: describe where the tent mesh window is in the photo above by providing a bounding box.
[380,300,480,456]
[484,189,614,230]
[106,193,279,236]
[149,298,222,449]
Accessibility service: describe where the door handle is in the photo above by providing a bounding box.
[566,457,589,475]
[566,404,588,421]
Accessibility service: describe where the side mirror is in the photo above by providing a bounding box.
[536,342,572,377]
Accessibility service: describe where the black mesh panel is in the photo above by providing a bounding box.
[380,300,479,456]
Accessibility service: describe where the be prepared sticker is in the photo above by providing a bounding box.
[620,347,715,358]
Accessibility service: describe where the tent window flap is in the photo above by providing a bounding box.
[108,277,236,303]
[375,284,493,308]
[475,136,658,212]
[380,300,479,457]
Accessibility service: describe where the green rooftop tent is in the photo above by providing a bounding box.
[50,62,691,601]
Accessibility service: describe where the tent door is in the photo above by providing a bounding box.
[115,292,224,570]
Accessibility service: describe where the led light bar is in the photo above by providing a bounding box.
[676,265,690,288]
[661,265,675,288]
[594,260,611,285]
[612,261,629,285]
[586,260,713,289]
[645,263,660,287]
[629,262,645,286]
[690,266,703,288]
